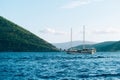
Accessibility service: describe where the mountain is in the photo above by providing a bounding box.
[73,41,120,52]
[0,16,58,52]
[113,41,120,51]
[53,40,96,49]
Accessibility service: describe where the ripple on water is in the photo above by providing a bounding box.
[0,52,120,80]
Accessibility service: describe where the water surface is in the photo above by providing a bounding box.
[0,52,120,80]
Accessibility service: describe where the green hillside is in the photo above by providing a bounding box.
[0,16,58,52]
[106,41,120,52]
[73,41,120,52]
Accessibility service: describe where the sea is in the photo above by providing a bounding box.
[0,52,120,80]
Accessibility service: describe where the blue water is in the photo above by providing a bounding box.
[0,52,120,80]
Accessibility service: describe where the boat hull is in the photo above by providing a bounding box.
[66,49,96,54]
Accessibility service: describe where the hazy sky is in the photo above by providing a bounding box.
[0,0,120,43]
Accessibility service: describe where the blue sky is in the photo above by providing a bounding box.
[0,0,120,43]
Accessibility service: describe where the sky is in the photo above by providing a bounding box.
[0,0,120,43]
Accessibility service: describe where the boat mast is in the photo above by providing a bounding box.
[83,26,85,49]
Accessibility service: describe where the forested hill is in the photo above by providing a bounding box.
[73,41,120,52]
[0,16,58,52]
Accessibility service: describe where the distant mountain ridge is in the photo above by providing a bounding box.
[0,16,58,52]
[73,41,120,52]
[53,40,96,49]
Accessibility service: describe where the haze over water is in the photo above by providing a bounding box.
[0,52,120,80]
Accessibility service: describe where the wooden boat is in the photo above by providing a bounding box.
[66,26,96,54]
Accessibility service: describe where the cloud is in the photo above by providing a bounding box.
[93,27,120,34]
[61,0,103,9]
[40,28,67,35]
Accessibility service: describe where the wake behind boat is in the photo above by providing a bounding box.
[66,26,96,54]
